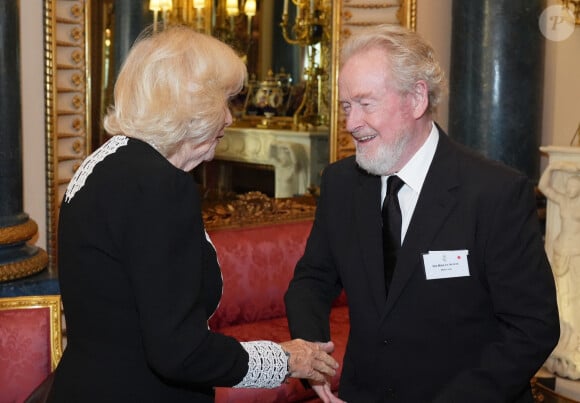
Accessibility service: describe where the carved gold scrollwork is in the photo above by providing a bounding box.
[203,192,317,230]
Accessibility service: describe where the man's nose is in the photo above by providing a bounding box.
[345,107,362,133]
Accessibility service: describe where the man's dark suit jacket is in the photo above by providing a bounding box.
[285,129,560,402]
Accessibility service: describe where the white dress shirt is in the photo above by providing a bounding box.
[381,122,439,243]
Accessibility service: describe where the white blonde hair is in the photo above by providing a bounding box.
[103,25,247,157]
[340,24,447,114]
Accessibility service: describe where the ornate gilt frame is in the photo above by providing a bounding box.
[0,295,64,370]
[45,0,92,270]
[44,0,416,270]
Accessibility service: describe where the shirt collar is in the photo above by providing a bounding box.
[382,122,439,195]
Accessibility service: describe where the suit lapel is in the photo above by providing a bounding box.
[383,133,460,315]
[353,171,386,314]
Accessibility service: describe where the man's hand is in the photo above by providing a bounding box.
[311,381,347,403]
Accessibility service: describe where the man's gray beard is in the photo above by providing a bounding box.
[355,134,408,176]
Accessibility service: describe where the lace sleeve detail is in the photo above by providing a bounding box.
[234,341,289,389]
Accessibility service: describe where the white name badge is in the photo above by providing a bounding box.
[422,250,470,280]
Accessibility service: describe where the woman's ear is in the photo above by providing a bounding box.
[411,80,429,119]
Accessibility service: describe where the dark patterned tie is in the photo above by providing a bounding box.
[382,175,405,293]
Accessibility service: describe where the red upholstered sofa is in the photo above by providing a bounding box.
[207,220,350,402]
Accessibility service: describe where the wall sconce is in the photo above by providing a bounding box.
[562,0,580,24]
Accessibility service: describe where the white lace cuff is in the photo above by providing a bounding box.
[234,341,289,388]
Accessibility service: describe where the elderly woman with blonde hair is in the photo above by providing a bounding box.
[48,26,338,403]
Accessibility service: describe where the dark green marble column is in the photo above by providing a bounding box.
[448,0,546,182]
[0,0,48,282]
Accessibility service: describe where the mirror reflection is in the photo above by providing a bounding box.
[45,0,415,269]
[89,0,331,199]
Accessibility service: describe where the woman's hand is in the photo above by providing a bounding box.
[279,340,339,383]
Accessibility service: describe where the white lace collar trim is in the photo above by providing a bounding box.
[64,135,129,203]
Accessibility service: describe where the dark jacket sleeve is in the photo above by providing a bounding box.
[285,161,348,342]
[124,168,248,388]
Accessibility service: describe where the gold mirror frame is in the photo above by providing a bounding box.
[45,0,92,270]
[44,0,416,270]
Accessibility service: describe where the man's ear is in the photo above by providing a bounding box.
[411,80,429,119]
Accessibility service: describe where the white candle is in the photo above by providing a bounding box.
[247,15,253,36]
[283,0,288,16]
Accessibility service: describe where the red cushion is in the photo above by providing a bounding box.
[215,306,350,402]
[0,307,52,403]
[208,221,314,329]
